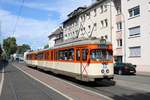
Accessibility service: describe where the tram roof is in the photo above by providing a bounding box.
[54,37,111,49]
[27,37,111,54]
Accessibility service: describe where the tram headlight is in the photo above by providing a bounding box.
[101,69,104,73]
[106,69,109,73]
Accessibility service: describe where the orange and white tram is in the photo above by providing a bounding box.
[24,38,114,81]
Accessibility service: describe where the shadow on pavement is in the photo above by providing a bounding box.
[28,66,116,87]
[112,92,150,100]
[0,60,9,73]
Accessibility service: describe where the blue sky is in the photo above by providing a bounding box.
[0,0,91,50]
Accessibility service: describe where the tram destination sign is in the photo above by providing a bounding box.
[98,44,108,49]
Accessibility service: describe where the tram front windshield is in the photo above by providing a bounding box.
[90,49,112,61]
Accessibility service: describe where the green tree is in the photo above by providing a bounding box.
[17,44,31,54]
[3,37,17,57]
[44,44,49,49]
[0,44,3,59]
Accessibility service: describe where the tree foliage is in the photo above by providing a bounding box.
[0,44,3,58]
[16,44,31,54]
[3,37,17,56]
[44,44,49,49]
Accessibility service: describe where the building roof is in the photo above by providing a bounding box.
[63,7,87,24]
[48,27,63,39]
[67,7,87,18]
[63,0,105,24]
[27,37,111,54]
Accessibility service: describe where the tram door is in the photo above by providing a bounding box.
[76,48,89,80]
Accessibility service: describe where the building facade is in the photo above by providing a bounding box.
[122,0,150,72]
[63,7,86,41]
[63,0,122,62]
[48,0,150,72]
[48,27,63,47]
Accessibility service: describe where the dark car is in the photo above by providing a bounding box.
[114,63,136,75]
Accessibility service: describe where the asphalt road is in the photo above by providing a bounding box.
[0,62,67,100]
[56,72,150,100]
[1,62,150,100]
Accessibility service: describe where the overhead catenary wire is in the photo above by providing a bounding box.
[12,0,25,37]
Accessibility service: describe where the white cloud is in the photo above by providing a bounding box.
[0,9,58,49]
[20,0,92,21]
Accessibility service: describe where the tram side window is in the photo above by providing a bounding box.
[29,55,32,60]
[68,49,74,61]
[57,49,74,61]
[31,55,33,60]
[27,55,29,60]
[36,53,44,60]
[33,54,35,60]
[82,49,88,61]
[90,49,113,61]
[51,51,53,60]
[45,52,49,60]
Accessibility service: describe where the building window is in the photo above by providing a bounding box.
[101,20,104,28]
[100,5,103,13]
[116,22,122,31]
[129,26,140,37]
[83,27,85,30]
[104,19,108,27]
[117,39,122,47]
[101,19,108,28]
[86,12,90,19]
[129,46,141,57]
[104,4,107,12]
[94,9,97,16]
[88,25,91,33]
[117,7,121,15]
[80,15,85,21]
[128,6,140,18]
[94,23,97,31]
[81,28,83,33]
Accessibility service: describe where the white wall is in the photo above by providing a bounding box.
[122,0,150,72]
[63,0,118,43]
[48,37,55,48]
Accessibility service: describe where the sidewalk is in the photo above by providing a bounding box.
[13,62,113,100]
[136,71,150,77]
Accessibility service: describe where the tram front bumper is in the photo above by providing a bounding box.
[88,74,114,81]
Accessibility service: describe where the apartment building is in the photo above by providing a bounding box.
[48,27,63,47]
[63,0,122,62]
[122,0,150,72]
[63,7,86,40]
[63,0,116,41]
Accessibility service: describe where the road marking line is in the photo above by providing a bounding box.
[0,67,4,96]
[14,63,113,100]
[48,71,113,100]
[12,64,73,100]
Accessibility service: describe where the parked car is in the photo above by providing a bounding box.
[114,63,136,75]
